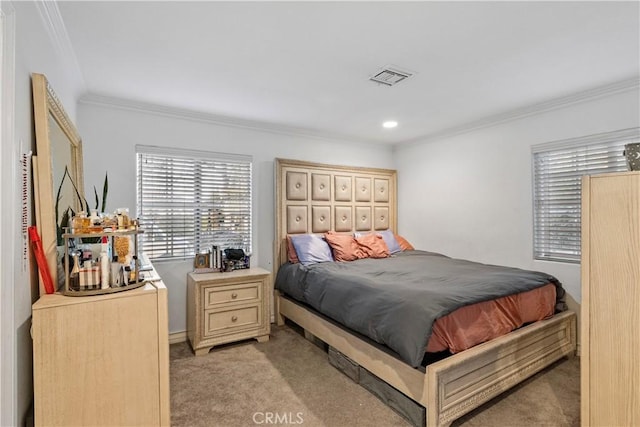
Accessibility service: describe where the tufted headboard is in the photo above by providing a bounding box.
[274,158,397,269]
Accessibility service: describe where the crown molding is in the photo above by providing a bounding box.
[531,127,640,153]
[34,0,85,92]
[80,76,638,149]
[79,93,384,147]
[396,76,640,147]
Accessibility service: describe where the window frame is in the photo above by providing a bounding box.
[136,145,253,262]
[531,128,640,263]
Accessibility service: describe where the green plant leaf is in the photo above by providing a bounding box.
[55,168,109,245]
[65,169,86,213]
[90,172,109,213]
[57,206,71,246]
[101,173,108,212]
[55,166,70,232]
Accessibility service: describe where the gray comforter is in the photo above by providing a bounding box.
[275,250,565,367]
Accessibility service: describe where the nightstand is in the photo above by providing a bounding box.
[187,267,271,356]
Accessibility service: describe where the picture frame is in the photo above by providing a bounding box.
[194,253,211,270]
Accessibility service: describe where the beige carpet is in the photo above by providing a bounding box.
[170,326,579,427]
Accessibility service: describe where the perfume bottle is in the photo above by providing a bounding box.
[70,251,81,291]
[72,211,91,233]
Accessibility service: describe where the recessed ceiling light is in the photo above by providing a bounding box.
[383,121,398,129]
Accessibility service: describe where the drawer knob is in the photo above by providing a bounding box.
[231,293,238,299]
[231,316,238,322]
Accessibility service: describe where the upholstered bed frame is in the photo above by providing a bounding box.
[273,158,576,427]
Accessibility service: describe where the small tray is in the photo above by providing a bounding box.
[61,279,147,297]
[61,223,145,296]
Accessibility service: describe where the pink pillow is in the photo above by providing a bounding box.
[395,234,415,251]
[324,231,364,262]
[356,233,390,259]
[286,236,299,264]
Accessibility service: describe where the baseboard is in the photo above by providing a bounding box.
[169,331,188,344]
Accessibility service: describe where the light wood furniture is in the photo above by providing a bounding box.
[187,268,271,356]
[581,172,640,427]
[274,158,577,427]
[32,280,170,426]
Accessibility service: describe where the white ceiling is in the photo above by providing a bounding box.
[56,1,640,145]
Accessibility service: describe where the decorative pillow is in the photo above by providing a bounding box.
[286,236,299,264]
[289,234,334,266]
[395,234,415,251]
[355,233,390,259]
[377,229,402,254]
[324,231,364,262]
[354,230,401,254]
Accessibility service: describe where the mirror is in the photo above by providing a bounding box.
[32,73,84,296]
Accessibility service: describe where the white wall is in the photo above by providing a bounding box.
[394,88,640,306]
[1,2,85,426]
[78,102,394,334]
[79,88,640,337]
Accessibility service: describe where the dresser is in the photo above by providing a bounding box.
[581,172,640,426]
[187,268,271,355]
[32,280,170,426]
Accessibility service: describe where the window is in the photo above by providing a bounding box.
[136,145,252,261]
[532,128,639,263]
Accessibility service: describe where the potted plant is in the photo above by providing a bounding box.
[55,167,108,245]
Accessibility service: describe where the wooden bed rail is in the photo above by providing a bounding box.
[276,291,576,427]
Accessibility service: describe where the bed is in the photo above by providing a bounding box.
[273,158,576,427]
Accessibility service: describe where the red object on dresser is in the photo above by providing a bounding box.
[29,226,55,294]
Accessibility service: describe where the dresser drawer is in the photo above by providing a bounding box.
[203,305,262,337]
[203,282,261,308]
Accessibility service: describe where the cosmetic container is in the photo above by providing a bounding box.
[100,251,110,289]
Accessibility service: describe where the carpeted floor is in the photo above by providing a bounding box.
[170,325,579,427]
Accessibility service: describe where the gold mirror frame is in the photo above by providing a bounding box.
[32,73,84,295]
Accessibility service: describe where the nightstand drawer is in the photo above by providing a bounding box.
[203,282,261,308]
[204,305,262,336]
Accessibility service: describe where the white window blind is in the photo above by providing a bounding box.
[532,128,639,263]
[136,146,252,261]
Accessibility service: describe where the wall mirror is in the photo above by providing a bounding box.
[32,73,84,296]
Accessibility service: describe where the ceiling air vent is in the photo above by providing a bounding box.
[369,66,414,86]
